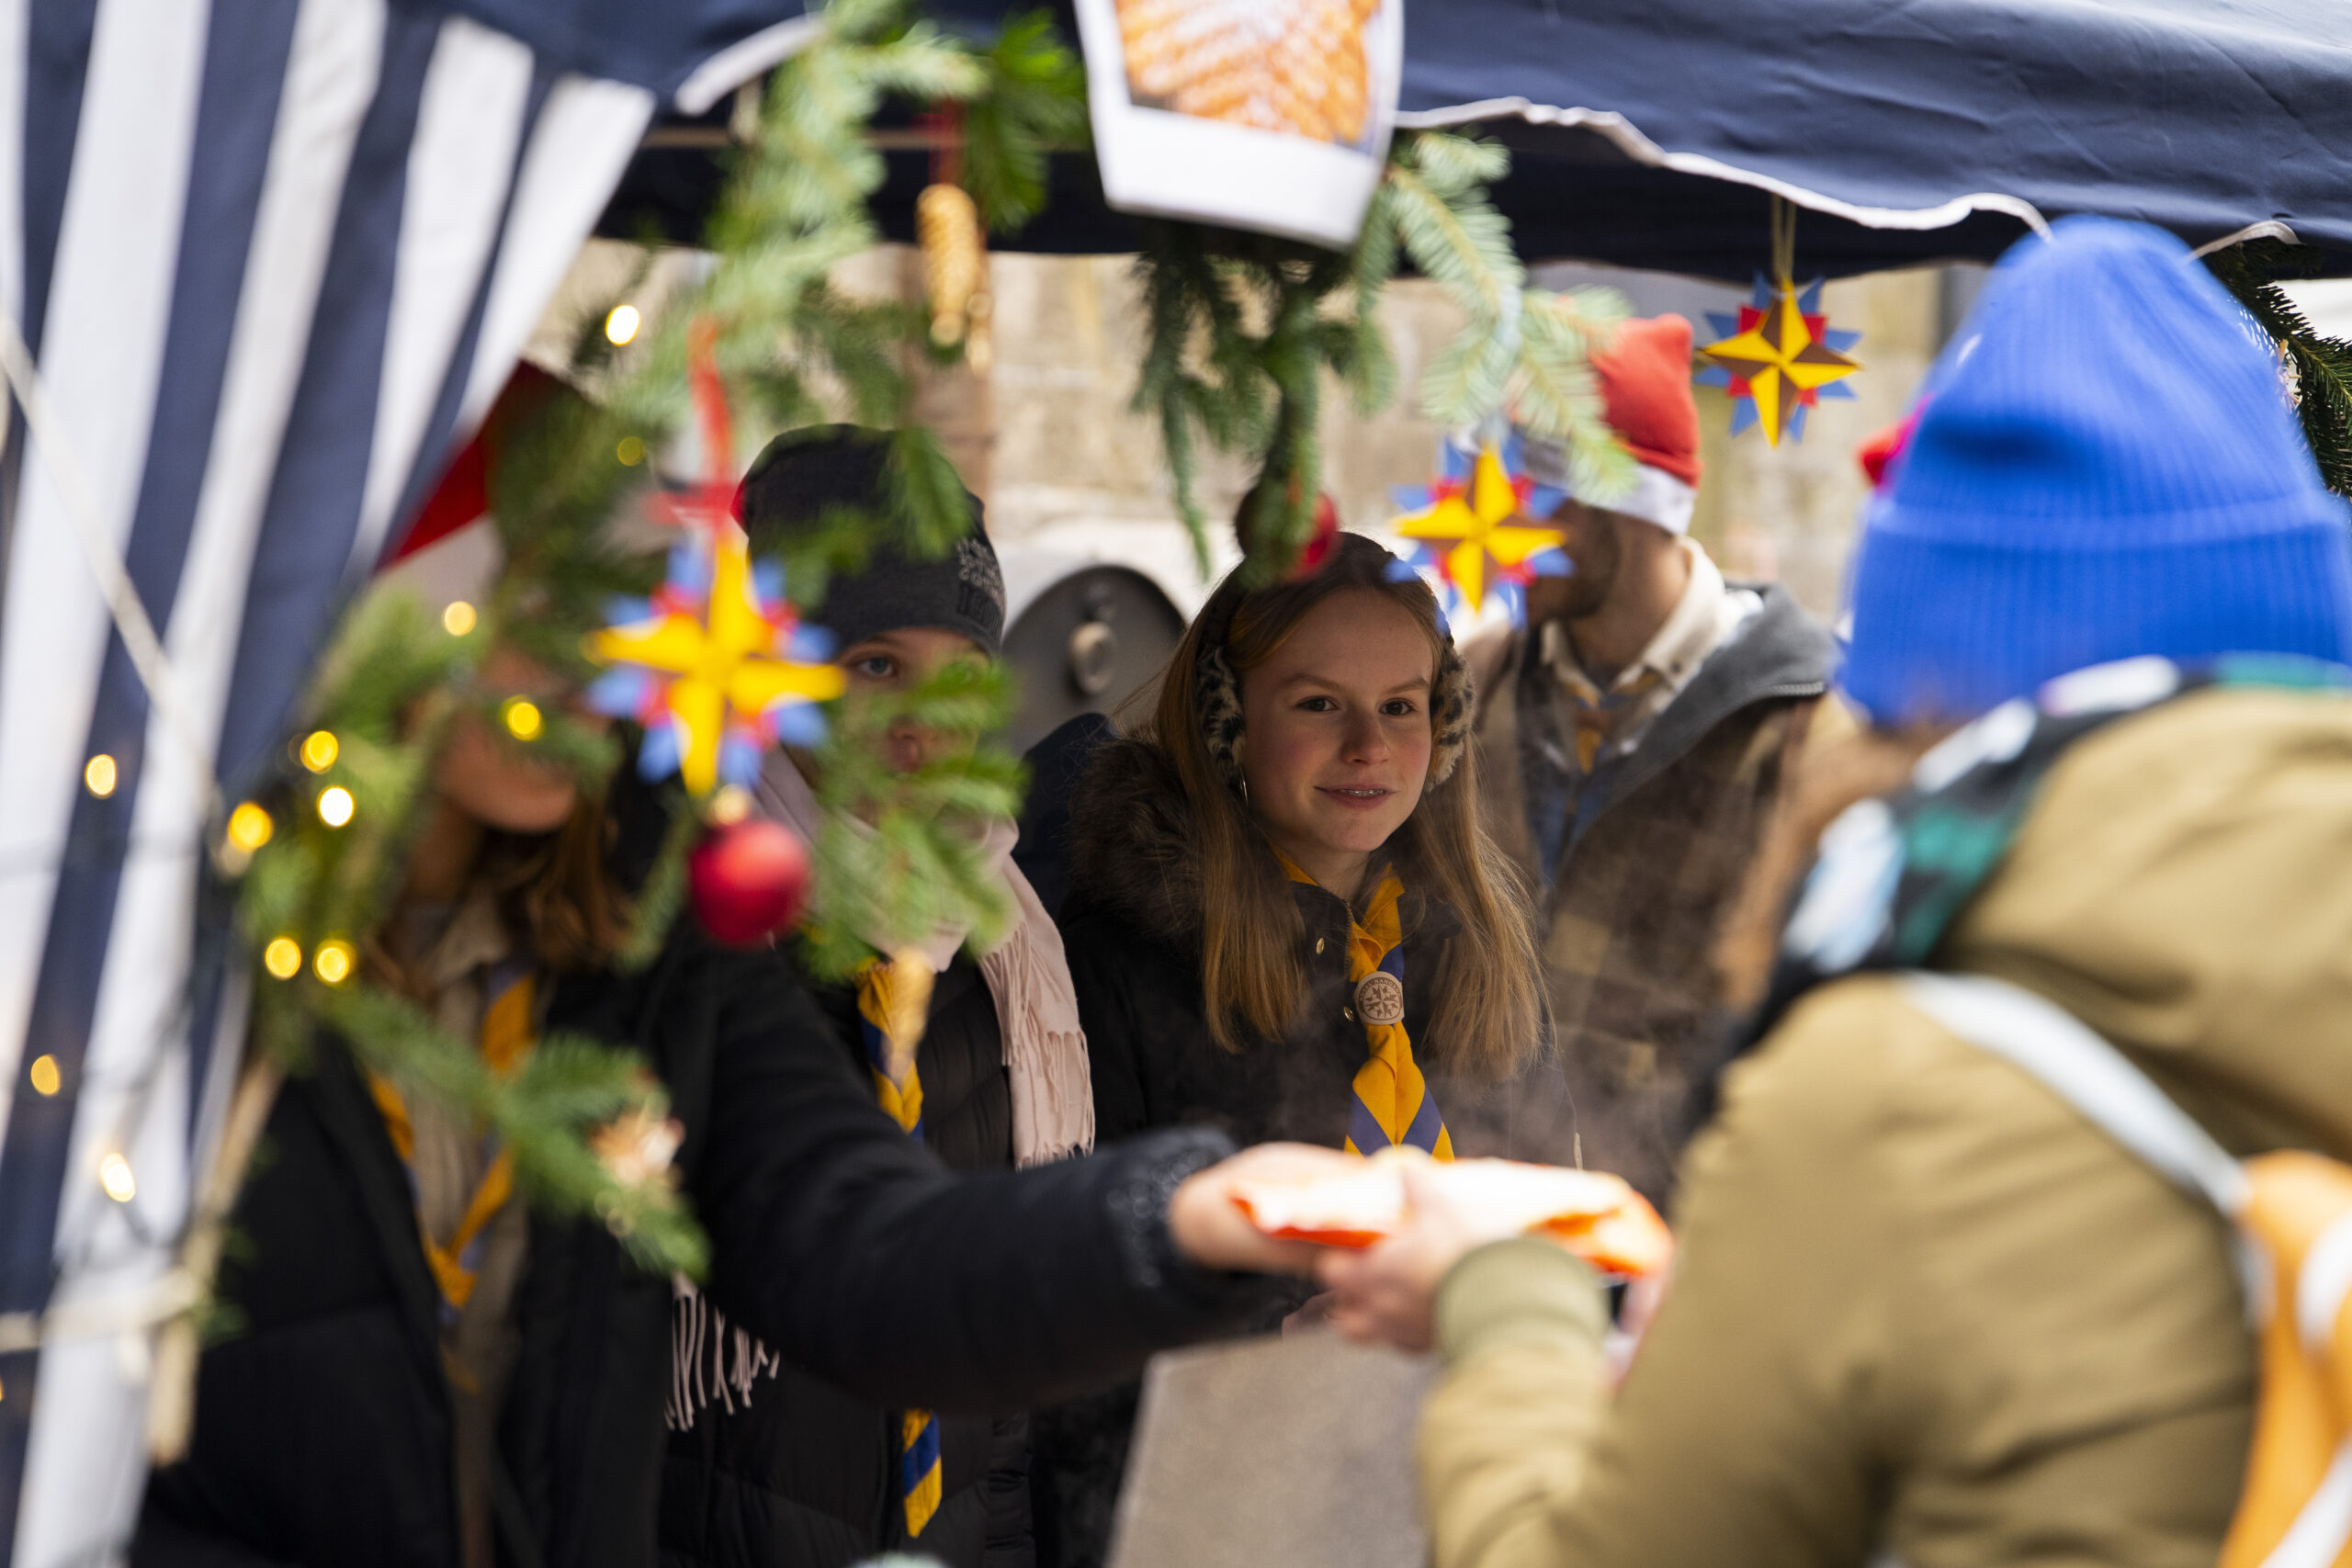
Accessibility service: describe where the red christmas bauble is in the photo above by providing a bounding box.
[689,818,810,946]
[1291,492,1341,579]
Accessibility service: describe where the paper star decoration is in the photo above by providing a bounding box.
[587,527,844,794]
[1695,275,1862,445]
[1390,435,1570,623]
[586,316,843,795]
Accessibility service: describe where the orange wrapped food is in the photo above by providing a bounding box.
[1232,1151,1673,1277]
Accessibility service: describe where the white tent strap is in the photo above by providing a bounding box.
[2261,1438,2352,1568]
[0,309,220,824]
[2296,1211,2352,1358]
[0,1266,201,1356]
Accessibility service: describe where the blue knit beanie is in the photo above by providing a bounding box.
[1839,217,2352,726]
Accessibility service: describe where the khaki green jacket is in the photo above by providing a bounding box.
[1422,687,2352,1568]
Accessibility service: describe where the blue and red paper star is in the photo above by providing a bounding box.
[1695,275,1863,446]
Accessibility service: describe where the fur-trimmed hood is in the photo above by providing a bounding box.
[1066,734,1216,949]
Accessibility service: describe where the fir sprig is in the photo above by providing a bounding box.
[2207,238,2352,498]
[963,11,1091,235]
[1131,130,1636,583]
[223,0,1064,1288]
[793,658,1025,985]
[233,586,704,1277]
[321,987,706,1276]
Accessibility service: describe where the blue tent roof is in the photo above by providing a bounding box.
[1396,0,2352,276]
[607,0,2352,277]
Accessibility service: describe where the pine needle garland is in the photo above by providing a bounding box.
[221,0,1069,1284]
[963,11,1091,236]
[791,659,1025,985]
[1132,130,1636,583]
[2207,238,2352,498]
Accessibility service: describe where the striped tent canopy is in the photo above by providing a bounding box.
[0,4,817,1564]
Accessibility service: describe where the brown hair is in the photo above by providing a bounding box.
[501,786,634,973]
[1713,719,1948,1014]
[1142,535,1543,1076]
[368,785,634,1000]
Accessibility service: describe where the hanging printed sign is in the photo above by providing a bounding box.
[1074,0,1404,249]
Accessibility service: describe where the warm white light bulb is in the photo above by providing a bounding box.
[98,1153,136,1203]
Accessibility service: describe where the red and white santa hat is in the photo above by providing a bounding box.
[1518,313,1702,535]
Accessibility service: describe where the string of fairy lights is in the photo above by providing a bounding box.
[17,208,779,1344]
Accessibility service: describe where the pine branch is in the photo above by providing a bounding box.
[888,424,981,558]
[322,986,706,1277]
[793,658,1022,983]
[2206,239,2352,498]
[1517,288,1637,502]
[227,0,1046,1286]
[963,11,1090,235]
[1400,130,1510,197]
[616,789,697,973]
[1383,141,1522,322]
[1125,130,1633,582]
[1339,178,1402,416]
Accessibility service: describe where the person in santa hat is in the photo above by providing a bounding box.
[1462,313,1844,1206]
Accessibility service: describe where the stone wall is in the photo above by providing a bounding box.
[960,251,1953,620]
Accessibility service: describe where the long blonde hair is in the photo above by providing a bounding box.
[1142,536,1542,1076]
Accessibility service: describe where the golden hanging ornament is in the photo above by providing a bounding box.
[917,182,991,373]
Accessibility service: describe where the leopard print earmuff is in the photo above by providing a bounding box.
[1193,575,1475,794]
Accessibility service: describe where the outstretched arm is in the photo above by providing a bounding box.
[689,941,1331,1413]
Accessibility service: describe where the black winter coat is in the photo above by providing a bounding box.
[134,917,1268,1568]
[660,953,1035,1568]
[1031,737,1565,1568]
[1057,737,1561,1156]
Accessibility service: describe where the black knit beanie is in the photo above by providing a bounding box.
[734,425,1004,656]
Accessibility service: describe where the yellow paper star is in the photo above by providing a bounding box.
[590,525,844,795]
[1698,277,1860,446]
[1393,446,1565,613]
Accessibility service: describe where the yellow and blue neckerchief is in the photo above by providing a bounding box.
[857,953,944,1540]
[1279,859,1454,1161]
[369,963,536,1319]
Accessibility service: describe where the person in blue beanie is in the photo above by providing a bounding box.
[1300,218,2352,1568]
[1841,218,2352,725]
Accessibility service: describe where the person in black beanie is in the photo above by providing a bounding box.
[661,427,1097,1568]
[734,424,1009,663]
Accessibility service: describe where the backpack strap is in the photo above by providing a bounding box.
[1900,971,2266,1321]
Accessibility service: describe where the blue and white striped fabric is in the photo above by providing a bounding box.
[0,4,811,1564]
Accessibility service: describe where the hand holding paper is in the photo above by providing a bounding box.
[1234,1149,1671,1352]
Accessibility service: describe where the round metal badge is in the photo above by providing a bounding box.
[1354,971,1405,1027]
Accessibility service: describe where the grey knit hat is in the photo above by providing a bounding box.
[735,425,1004,656]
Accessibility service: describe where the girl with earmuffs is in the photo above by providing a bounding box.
[1030,531,1552,1567]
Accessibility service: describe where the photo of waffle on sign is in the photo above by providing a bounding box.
[1114,0,1385,145]
[1075,0,1403,247]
